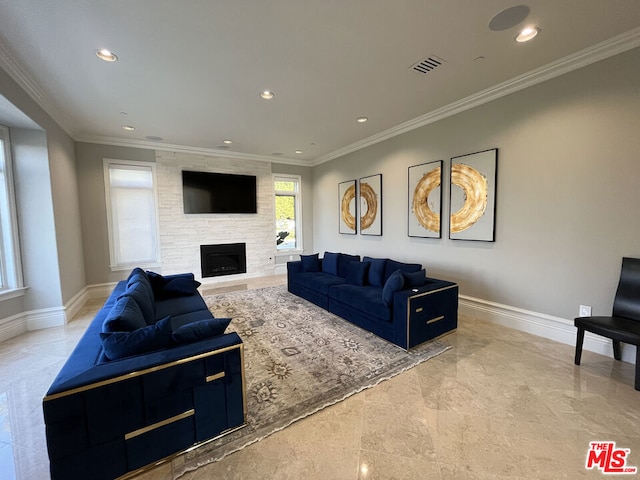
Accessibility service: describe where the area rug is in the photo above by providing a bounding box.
[172,285,451,477]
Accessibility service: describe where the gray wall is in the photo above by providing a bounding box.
[313,47,640,321]
[0,64,84,319]
[75,142,156,285]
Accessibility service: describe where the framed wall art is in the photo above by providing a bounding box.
[449,148,498,242]
[359,174,382,236]
[408,160,442,238]
[338,179,357,234]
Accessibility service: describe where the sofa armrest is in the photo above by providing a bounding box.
[44,332,246,479]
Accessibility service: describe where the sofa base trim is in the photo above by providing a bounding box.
[116,422,248,480]
[125,409,195,440]
[405,328,457,352]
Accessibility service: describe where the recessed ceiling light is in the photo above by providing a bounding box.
[516,26,540,43]
[356,116,368,123]
[295,150,303,154]
[223,139,233,144]
[96,49,118,62]
[260,90,275,100]
[121,125,135,131]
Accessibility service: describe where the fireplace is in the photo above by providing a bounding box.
[200,243,247,278]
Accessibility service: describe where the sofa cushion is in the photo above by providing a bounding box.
[403,269,427,288]
[337,253,361,278]
[300,253,320,272]
[346,261,369,286]
[382,270,405,307]
[102,295,147,333]
[100,316,173,360]
[119,281,156,325]
[328,285,391,322]
[291,272,346,295]
[363,256,387,287]
[154,294,209,320]
[322,252,339,276]
[384,259,421,283]
[172,317,232,344]
[170,310,216,330]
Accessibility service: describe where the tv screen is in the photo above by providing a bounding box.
[182,170,257,214]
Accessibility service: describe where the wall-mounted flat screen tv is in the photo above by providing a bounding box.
[182,170,257,214]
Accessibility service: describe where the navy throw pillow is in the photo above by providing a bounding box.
[300,253,320,272]
[157,277,201,298]
[337,253,361,278]
[322,252,339,276]
[146,270,166,292]
[100,316,173,360]
[363,256,387,287]
[346,261,369,286]
[118,281,156,325]
[403,269,427,288]
[382,270,405,307]
[172,317,232,344]
[102,295,147,333]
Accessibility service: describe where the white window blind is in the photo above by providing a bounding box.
[104,161,160,270]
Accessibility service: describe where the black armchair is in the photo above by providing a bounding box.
[574,257,640,390]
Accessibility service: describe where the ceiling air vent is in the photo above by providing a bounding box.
[410,55,445,75]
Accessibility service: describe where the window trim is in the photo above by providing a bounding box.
[0,124,24,292]
[274,174,303,255]
[103,158,161,272]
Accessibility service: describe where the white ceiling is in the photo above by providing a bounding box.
[0,0,639,165]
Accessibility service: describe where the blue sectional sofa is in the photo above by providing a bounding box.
[43,268,246,480]
[287,252,458,349]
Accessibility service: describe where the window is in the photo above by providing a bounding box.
[275,175,302,251]
[0,125,23,293]
[104,160,160,270]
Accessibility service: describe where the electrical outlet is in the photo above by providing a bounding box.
[579,305,592,317]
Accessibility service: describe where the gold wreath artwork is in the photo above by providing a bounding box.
[340,184,357,231]
[450,163,488,233]
[412,166,441,233]
[359,182,378,231]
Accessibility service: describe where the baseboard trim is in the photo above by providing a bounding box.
[459,295,635,364]
[26,307,66,330]
[0,313,28,343]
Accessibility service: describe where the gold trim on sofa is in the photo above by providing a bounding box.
[125,409,195,440]
[43,343,243,401]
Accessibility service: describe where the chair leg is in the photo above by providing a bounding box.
[575,327,585,365]
[635,346,640,391]
[613,340,622,361]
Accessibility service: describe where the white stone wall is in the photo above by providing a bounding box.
[155,151,275,284]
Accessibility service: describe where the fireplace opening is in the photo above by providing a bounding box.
[200,243,246,278]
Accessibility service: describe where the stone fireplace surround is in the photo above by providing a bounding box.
[155,151,275,284]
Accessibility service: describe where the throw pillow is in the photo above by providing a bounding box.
[382,270,405,307]
[403,269,427,288]
[337,253,361,278]
[100,316,173,360]
[172,317,232,344]
[300,253,320,272]
[363,256,386,287]
[118,281,156,325]
[322,252,339,276]
[102,295,147,333]
[157,277,202,299]
[346,261,369,286]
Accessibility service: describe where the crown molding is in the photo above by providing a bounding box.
[312,26,640,166]
[0,38,77,137]
[74,134,311,166]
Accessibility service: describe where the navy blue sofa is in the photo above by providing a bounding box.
[43,269,246,480]
[288,252,458,349]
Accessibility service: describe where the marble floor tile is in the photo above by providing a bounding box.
[1,274,639,479]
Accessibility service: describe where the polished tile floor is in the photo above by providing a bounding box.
[1,275,639,479]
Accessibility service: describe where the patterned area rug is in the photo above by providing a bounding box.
[172,285,451,477]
